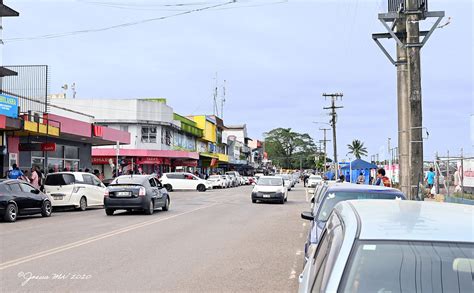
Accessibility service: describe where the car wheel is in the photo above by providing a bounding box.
[252,199,257,203]
[41,200,52,217]
[284,197,288,202]
[79,196,87,211]
[280,198,285,204]
[162,197,170,211]
[197,184,206,192]
[105,208,115,216]
[164,184,173,192]
[145,200,154,215]
[4,203,17,222]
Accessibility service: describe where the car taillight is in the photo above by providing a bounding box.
[139,187,146,197]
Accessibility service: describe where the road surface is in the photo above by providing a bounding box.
[0,184,309,292]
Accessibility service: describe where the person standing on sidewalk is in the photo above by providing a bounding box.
[8,164,25,180]
[374,168,391,187]
[357,172,365,184]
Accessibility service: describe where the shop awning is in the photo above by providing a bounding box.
[92,148,199,160]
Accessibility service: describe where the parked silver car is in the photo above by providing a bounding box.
[299,200,474,292]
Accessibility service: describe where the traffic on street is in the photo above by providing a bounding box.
[1,182,310,292]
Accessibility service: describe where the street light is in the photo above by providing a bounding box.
[313,122,332,173]
[312,121,331,126]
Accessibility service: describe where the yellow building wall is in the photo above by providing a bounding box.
[192,116,216,143]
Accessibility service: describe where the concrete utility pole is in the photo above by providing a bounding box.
[372,0,444,199]
[406,0,424,198]
[319,128,331,173]
[323,93,343,174]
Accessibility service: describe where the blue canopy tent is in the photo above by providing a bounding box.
[340,159,377,184]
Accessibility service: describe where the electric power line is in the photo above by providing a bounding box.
[4,1,236,43]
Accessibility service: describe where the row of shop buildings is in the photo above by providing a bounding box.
[0,90,266,179]
[50,97,266,178]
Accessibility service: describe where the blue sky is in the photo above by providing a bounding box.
[3,0,473,160]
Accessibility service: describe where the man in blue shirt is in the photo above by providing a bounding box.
[8,164,24,180]
[425,167,436,189]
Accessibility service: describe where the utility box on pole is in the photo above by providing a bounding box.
[388,0,428,12]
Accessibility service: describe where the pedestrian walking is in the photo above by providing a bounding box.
[29,166,42,189]
[374,168,391,187]
[357,172,365,184]
[425,167,436,198]
[303,173,309,187]
[8,164,25,180]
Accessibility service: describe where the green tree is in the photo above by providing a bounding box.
[264,128,317,169]
[347,139,368,159]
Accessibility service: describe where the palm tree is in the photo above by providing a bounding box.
[347,140,368,159]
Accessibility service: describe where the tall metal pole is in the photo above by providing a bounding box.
[406,0,424,199]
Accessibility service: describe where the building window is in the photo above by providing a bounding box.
[141,126,157,143]
[161,128,172,146]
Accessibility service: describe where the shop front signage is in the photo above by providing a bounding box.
[92,156,115,165]
[19,142,56,152]
[0,94,19,118]
[172,159,198,167]
[136,157,164,165]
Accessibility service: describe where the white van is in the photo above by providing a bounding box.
[44,172,107,211]
[160,172,212,192]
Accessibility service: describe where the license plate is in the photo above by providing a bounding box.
[116,191,131,197]
[53,196,63,200]
[263,194,271,198]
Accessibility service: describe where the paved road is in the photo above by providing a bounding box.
[0,184,309,292]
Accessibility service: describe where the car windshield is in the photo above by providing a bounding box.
[111,176,146,185]
[257,178,282,186]
[341,240,474,292]
[317,191,403,221]
[45,174,75,186]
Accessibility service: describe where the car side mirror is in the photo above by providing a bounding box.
[31,189,40,194]
[301,211,315,221]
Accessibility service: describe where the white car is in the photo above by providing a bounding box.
[44,172,106,211]
[225,171,241,186]
[251,176,288,204]
[307,175,323,187]
[160,172,212,192]
[222,175,232,188]
[276,174,292,191]
[208,175,226,189]
[299,200,474,292]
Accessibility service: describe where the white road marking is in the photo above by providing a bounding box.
[0,203,220,271]
[296,250,302,256]
[289,269,297,279]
